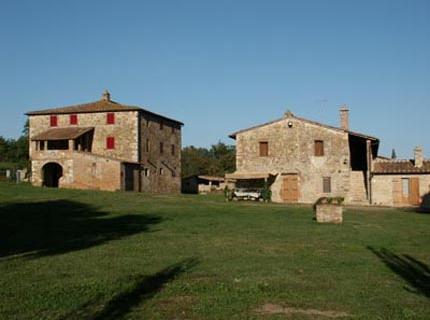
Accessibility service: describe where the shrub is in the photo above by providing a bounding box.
[261,181,272,202]
[313,196,344,211]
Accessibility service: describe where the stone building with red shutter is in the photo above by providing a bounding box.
[26,91,183,193]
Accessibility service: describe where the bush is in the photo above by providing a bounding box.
[313,196,344,211]
[261,181,272,202]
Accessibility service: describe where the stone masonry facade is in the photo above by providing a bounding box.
[227,109,379,205]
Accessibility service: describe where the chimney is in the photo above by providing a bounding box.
[340,105,349,130]
[414,146,423,168]
[102,90,111,101]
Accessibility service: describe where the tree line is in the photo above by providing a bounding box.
[0,121,29,168]
[181,142,236,178]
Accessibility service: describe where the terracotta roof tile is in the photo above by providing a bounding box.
[228,112,378,141]
[26,98,183,125]
[31,127,94,141]
[373,160,430,174]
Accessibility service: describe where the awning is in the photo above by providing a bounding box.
[225,172,277,180]
[31,127,94,141]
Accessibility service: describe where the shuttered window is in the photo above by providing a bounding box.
[50,115,58,127]
[106,137,115,149]
[70,114,78,125]
[106,113,115,124]
[323,177,331,193]
[315,140,324,156]
[259,141,269,157]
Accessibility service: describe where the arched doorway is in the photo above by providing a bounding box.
[42,162,63,188]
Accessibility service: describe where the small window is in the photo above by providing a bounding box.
[70,114,78,125]
[160,142,164,154]
[171,144,175,156]
[323,177,331,193]
[146,139,150,152]
[159,168,164,175]
[106,137,115,149]
[107,113,115,124]
[144,168,150,177]
[315,140,324,156]
[259,141,269,157]
[160,122,164,130]
[402,178,410,196]
[50,115,58,127]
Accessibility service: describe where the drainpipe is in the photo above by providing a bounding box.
[366,140,372,205]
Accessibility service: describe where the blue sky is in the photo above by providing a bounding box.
[1,0,429,158]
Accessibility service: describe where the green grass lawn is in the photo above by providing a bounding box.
[0,182,429,319]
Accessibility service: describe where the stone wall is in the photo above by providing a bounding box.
[315,204,343,224]
[234,115,351,203]
[29,111,139,162]
[372,174,430,206]
[349,171,368,203]
[139,113,182,193]
[31,151,122,191]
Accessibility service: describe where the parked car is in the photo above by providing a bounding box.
[232,188,263,201]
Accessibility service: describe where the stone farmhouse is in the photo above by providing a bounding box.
[227,107,430,207]
[26,91,183,193]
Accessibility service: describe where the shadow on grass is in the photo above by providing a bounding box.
[0,200,162,259]
[368,247,430,298]
[61,258,198,320]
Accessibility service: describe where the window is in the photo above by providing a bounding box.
[315,140,324,156]
[160,142,164,154]
[259,141,269,157]
[159,168,164,175]
[146,139,150,152]
[47,140,68,150]
[106,137,115,149]
[107,113,115,124]
[144,168,150,177]
[402,178,410,197]
[171,144,175,156]
[50,115,58,127]
[323,177,331,193]
[160,122,164,130]
[70,114,78,125]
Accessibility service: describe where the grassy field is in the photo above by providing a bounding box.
[0,182,429,319]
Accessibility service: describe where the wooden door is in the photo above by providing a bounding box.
[409,177,420,205]
[282,174,299,202]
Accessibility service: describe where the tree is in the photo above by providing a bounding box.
[181,142,236,178]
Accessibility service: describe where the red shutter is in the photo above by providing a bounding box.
[106,137,115,149]
[50,115,58,127]
[107,113,115,124]
[70,114,78,125]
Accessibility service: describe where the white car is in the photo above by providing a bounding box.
[232,188,263,201]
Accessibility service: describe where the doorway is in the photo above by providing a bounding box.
[42,162,63,188]
[282,174,299,203]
